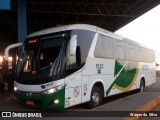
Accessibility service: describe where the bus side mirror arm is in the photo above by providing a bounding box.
[69,35,77,56]
[4,43,23,61]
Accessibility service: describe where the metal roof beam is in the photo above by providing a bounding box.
[34,21,113,31]
[26,2,134,17]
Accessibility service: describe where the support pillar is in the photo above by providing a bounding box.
[18,0,27,43]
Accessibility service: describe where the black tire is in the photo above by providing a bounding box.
[87,87,103,109]
[139,80,145,92]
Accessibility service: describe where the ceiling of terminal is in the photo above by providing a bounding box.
[10,0,160,32]
[0,0,160,52]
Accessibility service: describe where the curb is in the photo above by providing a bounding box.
[125,96,160,120]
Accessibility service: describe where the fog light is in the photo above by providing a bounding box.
[54,99,59,104]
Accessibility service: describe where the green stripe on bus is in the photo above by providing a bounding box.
[106,60,138,95]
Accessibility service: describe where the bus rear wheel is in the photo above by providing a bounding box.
[87,87,103,109]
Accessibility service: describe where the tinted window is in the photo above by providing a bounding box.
[94,34,104,58]
[94,34,155,63]
[71,30,95,65]
[95,34,114,59]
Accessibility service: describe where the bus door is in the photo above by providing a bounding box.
[64,35,82,107]
[65,72,82,108]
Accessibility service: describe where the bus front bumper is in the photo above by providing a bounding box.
[14,88,65,109]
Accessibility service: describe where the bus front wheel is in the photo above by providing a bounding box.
[87,87,103,109]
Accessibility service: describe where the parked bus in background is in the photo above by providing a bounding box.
[11,24,155,109]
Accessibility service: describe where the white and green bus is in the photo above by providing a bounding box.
[12,24,156,109]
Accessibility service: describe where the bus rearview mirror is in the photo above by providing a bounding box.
[69,35,77,56]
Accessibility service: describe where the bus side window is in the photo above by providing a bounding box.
[138,47,143,62]
[66,46,81,72]
[125,43,135,61]
[94,34,104,58]
[117,40,124,60]
[102,35,113,59]
[95,34,114,59]
[66,29,95,72]
[113,39,119,59]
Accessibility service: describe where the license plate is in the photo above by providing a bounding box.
[26,100,34,105]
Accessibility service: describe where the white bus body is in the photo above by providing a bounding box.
[14,24,156,109]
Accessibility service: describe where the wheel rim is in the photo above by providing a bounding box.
[91,91,100,106]
[140,82,144,92]
[141,85,144,92]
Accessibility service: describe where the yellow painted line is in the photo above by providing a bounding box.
[125,96,160,120]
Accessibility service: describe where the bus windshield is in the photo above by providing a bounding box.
[16,29,95,84]
[16,33,66,84]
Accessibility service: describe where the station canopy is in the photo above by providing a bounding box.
[0,0,160,43]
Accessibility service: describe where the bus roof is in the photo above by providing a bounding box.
[27,24,97,38]
[27,24,121,38]
[27,24,153,50]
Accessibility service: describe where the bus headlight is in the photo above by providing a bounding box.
[43,83,67,95]
[44,88,57,94]
[14,86,17,91]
